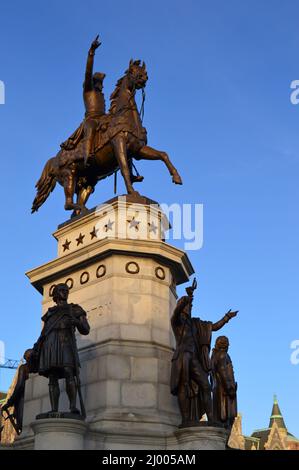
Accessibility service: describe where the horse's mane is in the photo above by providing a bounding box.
[109,75,126,114]
[109,61,142,114]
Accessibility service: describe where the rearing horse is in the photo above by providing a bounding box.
[31,60,182,216]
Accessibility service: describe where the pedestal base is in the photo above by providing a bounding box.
[9,200,195,451]
[17,421,229,450]
[84,425,229,450]
[174,426,229,450]
[31,418,87,450]
[36,411,84,420]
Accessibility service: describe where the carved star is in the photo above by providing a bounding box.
[104,219,115,232]
[127,216,140,231]
[90,226,99,240]
[62,239,71,251]
[148,221,158,234]
[76,233,85,246]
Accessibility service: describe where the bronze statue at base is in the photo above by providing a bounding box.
[33,283,90,418]
[211,336,237,430]
[0,349,35,436]
[1,283,90,435]
[170,279,238,428]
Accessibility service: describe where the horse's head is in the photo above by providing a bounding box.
[109,60,148,114]
[126,59,148,90]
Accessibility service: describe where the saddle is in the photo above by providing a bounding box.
[58,113,147,168]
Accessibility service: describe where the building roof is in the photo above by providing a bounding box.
[244,436,260,450]
[249,395,298,450]
[251,429,272,449]
[230,395,299,450]
[269,394,287,429]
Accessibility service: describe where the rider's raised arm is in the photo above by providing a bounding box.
[84,50,95,92]
[84,35,101,93]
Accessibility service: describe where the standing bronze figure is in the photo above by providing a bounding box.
[170,279,238,427]
[211,336,237,429]
[32,35,182,217]
[33,283,90,418]
[1,349,35,436]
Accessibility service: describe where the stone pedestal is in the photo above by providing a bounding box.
[10,196,223,450]
[31,418,87,450]
[173,426,229,450]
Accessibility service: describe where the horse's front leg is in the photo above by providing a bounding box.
[112,134,140,196]
[136,145,182,185]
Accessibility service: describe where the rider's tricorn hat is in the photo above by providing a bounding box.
[93,72,106,82]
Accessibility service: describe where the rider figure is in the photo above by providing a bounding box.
[60,35,105,165]
[83,35,105,166]
[61,35,143,182]
[82,36,143,181]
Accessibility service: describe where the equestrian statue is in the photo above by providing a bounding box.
[31,35,182,217]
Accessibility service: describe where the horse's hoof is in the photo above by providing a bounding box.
[65,203,81,211]
[70,207,88,218]
[173,174,183,185]
[65,203,75,211]
[128,190,141,198]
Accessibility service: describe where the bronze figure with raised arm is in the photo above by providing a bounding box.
[61,35,105,165]
[170,278,238,427]
[60,35,143,179]
[83,35,105,164]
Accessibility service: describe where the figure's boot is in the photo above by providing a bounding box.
[178,387,190,427]
[49,380,60,413]
[203,391,213,423]
[84,133,95,166]
[128,160,144,183]
[130,174,144,183]
[66,377,80,415]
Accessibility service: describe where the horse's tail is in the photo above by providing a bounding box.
[31,157,57,213]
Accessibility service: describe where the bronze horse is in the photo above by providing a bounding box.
[31,60,182,216]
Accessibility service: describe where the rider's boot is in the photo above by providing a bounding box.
[131,174,144,183]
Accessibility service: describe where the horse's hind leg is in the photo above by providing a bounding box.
[72,186,94,217]
[136,145,182,185]
[62,168,82,212]
[77,185,94,208]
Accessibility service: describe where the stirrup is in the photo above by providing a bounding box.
[131,174,144,183]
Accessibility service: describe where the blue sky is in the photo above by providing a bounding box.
[1,0,299,437]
